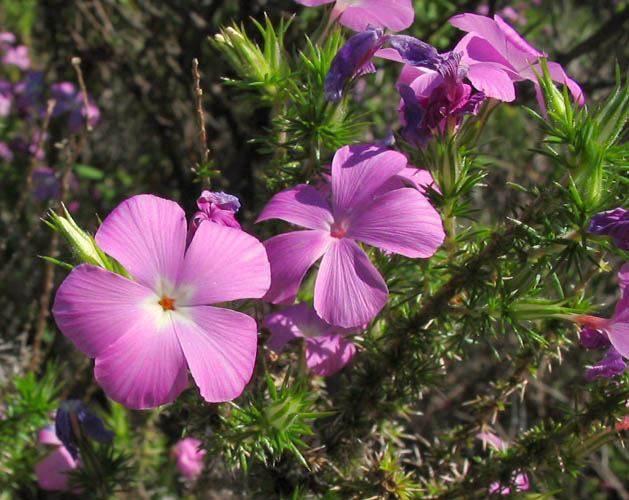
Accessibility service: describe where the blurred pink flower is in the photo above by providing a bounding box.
[52,194,271,409]
[35,426,80,491]
[2,44,30,70]
[173,437,206,480]
[476,432,530,495]
[295,0,414,32]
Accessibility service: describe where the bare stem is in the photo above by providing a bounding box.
[192,58,210,187]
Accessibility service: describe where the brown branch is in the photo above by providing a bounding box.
[192,58,210,167]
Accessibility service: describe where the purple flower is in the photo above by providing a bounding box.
[173,438,206,480]
[399,52,486,148]
[0,32,16,46]
[295,0,414,32]
[580,326,610,350]
[265,302,359,376]
[50,82,101,133]
[585,347,627,381]
[35,426,80,491]
[449,13,584,104]
[54,400,115,460]
[188,190,242,241]
[13,70,45,119]
[476,432,530,495]
[325,29,442,102]
[2,44,30,70]
[52,194,271,409]
[257,144,445,328]
[587,208,629,250]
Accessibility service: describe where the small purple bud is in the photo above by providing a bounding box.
[587,208,629,250]
[585,347,627,381]
[324,27,386,102]
[580,327,611,350]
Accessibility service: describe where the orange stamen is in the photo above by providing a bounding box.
[159,296,175,311]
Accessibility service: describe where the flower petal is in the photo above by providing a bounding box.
[294,0,333,5]
[52,264,156,358]
[179,222,270,305]
[609,297,629,358]
[263,230,331,305]
[314,238,388,327]
[466,62,516,102]
[256,184,333,230]
[332,144,407,218]
[264,302,328,352]
[339,0,415,32]
[306,334,356,376]
[95,194,187,290]
[94,316,189,409]
[347,188,445,258]
[35,447,78,491]
[175,306,258,402]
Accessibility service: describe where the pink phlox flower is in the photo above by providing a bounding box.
[476,432,530,495]
[0,141,10,162]
[257,144,445,328]
[2,44,30,70]
[35,425,81,491]
[173,437,206,480]
[398,52,487,148]
[449,13,584,105]
[52,194,271,409]
[265,302,359,376]
[189,190,241,237]
[295,0,414,32]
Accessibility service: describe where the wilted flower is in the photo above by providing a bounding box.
[53,194,271,409]
[258,144,444,328]
[587,208,629,250]
[325,28,442,101]
[398,52,486,148]
[173,437,206,480]
[449,13,584,104]
[54,400,115,459]
[265,302,359,376]
[295,0,414,32]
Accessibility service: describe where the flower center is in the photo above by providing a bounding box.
[330,223,347,239]
[158,296,175,311]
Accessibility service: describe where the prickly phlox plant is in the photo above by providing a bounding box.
[1,1,629,498]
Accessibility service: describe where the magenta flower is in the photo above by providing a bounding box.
[35,426,80,491]
[265,302,358,376]
[173,437,206,480]
[295,0,414,32]
[399,52,486,148]
[52,194,271,409]
[449,13,584,104]
[188,190,242,243]
[476,432,530,495]
[258,144,445,328]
